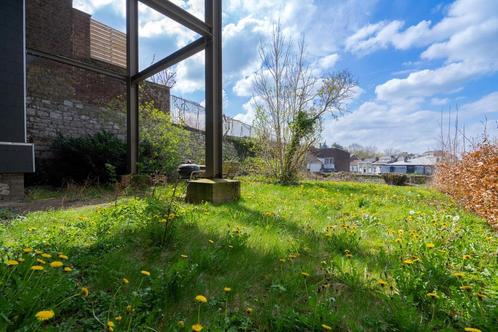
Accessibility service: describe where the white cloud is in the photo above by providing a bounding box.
[346,0,498,56]
[323,91,498,152]
[317,54,339,70]
[375,62,486,102]
[345,0,498,103]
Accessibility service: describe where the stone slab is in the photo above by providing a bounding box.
[186,178,241,204]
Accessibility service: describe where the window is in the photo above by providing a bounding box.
[407,166,415,174]
[324,158,334,165]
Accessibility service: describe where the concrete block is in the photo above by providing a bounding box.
[186,178,241,204]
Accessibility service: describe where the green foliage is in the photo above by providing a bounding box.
[383,173,409,186]
[49,131,126,185]
[228,137,259,160]
[0,181,496,331]
[138,103,190,176]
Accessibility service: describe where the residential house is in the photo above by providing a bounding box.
[350,151,440,175]
[307,148,351,173]
[381,152,440,175]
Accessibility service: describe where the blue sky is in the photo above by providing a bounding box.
[74,0,498,153]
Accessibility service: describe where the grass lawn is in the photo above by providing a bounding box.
[1,180,497,331]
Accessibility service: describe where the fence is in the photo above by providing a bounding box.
[170,95,255,138]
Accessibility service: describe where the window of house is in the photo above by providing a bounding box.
[324,158,334,165]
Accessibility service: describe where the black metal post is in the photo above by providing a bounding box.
[205,0,223,178]
[126,0,139,174]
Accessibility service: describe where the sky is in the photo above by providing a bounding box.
[74,0,498,153]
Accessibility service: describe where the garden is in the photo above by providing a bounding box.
[1,180,496,331]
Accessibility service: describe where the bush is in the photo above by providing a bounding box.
[434,142,498,229]
[407,174,431,185]
[139,103,190,177]
[50,131,127,185]
[382,173,408,186]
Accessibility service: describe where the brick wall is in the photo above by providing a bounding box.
[25,0,170,178]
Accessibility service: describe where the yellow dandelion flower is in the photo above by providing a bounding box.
[463,255,472,260]
[178,320,185,328]
[36,258,46,264]
[122,277,129,284]
[81,287,89,297]
[452,272,465,279]
[464,328,482,332]
[41,253,52,259]
[195,295,207,303]
[58,254,68,260]
[377,279,387,287]
[126,305,133,312]
[50,261,63,268]
[403,259,414,265]
[223,287,232,293]
[301,272,310,278]
[426,292,439,299]
[460,285,472,292]
[107,320,114,331]
[64,267,72,272]
[23,248,33,253]
[141,270,151,276]
[425,243,435,249]
[180,254,188,258]
[35,250,42,254]
[35,310,55,321]
[192,323,203,332]
[321,324,332,331]
[31,265,44,271]
[115,316,122,321]
[6,260,18,266]
[245,307,253,315]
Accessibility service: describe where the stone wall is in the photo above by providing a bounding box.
[181,129,240,164]
[26,97,127,161]
[0,174,24,201]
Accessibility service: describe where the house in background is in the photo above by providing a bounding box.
[381,152,441,175]
[307,147,350,173]
[350,151,442,175]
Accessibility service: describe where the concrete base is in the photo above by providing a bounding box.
[186,178,240,204]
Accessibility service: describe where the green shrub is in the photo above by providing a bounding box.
[138,103,190,177]
[407,174,431,185]
[382,173,408,186]
[49,131,126,185]
[240,157,267,176]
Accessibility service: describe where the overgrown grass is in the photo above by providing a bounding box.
[1,180,497,331]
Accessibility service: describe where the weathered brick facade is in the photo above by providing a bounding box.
[25,0,170,175]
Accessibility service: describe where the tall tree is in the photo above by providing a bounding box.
[252,24,357,183]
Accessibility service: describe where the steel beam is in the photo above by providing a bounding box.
[204,0,223,178]
[132,37,207,84]
[126,0,139,174]
[139,0,212,37]
[27,49,127,81]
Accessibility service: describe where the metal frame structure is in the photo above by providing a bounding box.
[22,0,223,179]
[127,0,223,178]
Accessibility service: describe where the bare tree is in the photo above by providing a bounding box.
[252,23,357,183]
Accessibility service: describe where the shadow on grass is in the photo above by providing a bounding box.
[3,194,461,331]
